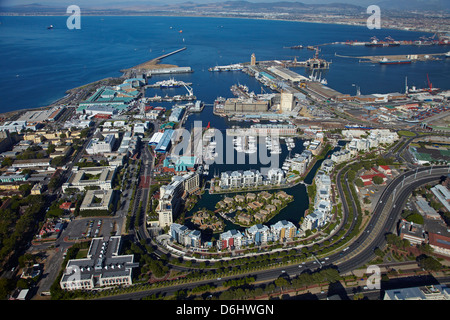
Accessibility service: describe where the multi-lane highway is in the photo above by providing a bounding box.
[99,159,449,300]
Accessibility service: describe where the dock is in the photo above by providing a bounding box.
[335,52,447,63]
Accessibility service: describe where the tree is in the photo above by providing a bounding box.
[405,212,424,225]
[355,178,364,188]
[417,255,442,271]
[18,184,32,197]
[1,157,13,168]
[372,176,384,185]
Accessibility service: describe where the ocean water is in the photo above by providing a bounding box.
[1,15,449,112]
[1,16,449,233]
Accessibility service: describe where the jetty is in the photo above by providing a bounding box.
[120,47,189,76]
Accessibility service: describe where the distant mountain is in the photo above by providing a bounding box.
[1,0,448,14]
[375,0,450,12]
[0,3,63,13]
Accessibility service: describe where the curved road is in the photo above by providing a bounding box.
[100,163,449,299]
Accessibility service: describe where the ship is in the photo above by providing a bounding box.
[47,25,53,29]
[379,57,412,65]
[284,45,303,49]
[209,64,243,72]
[365,41,383,47]
[446,51,450,58]
[152,78,191,88]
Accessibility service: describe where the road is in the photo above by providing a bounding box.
[98,162,449,300]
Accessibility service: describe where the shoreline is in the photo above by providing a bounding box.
[0,13,441,35]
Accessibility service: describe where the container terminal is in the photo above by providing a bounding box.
[286,33,450,50]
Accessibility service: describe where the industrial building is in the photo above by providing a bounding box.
[154,129,174,154]
[169,107,185,122]
[223,98,269,113]
[267,66,309,83]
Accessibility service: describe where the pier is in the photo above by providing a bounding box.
[335,52,447,63]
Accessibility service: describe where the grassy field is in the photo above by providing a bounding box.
[398,130,416,137]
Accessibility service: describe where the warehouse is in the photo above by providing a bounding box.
[155,129,174,153]
[267,66,309,83]
[223,98,269,113]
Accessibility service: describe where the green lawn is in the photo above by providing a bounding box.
[398,130,416,137]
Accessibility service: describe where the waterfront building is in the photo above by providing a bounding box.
[169,107,185,122]
[280,91,295,112]
[182,172,200,195]
[170,223,203,249]
[218,229,248,250]
[219,169,267,190]
[331,149,354,164]
[250,124,297,136]
[270,220,297,242]
[268,66,308,83]
[158,176,185,228]
[245,224,274,245]
[77,85,138,114]
[157,173,200,228]
[267,168,285,185]
[302,171,333,231]
[302,209,327,231]
[223,99,269,114]
[60,236,137,291]
[162,156,197,174]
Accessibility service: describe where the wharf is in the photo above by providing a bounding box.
[335,52,447,63]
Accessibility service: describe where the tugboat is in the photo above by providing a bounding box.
[47,25,54,30]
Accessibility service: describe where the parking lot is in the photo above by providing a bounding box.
[62,217,119,241]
